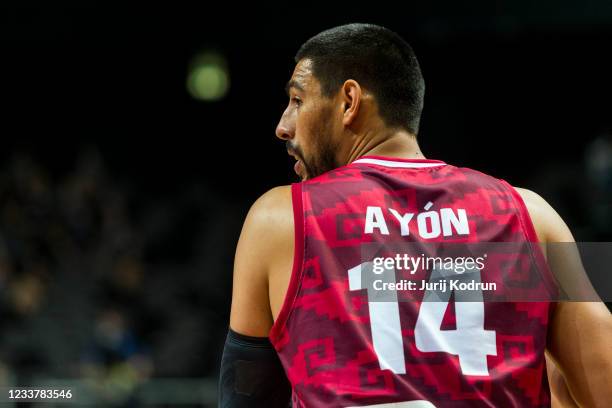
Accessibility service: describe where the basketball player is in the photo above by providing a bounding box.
[220,24,612,407]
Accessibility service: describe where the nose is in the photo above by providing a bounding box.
[275,108,294,141]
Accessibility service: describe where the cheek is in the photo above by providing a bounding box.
[295,110,316,149]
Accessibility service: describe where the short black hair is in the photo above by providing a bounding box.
[296,23,425,135]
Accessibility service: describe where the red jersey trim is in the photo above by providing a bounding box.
[501,180,559,302]
[500,180,539,243]
[269,182,305,344]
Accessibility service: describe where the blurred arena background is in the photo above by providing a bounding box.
[1,1,611,406]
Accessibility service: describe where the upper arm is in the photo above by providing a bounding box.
[229,185,293,337]
[515,187,612,407]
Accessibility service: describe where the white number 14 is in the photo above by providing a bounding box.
[347,261,497,377]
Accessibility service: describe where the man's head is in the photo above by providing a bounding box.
[275,23,425,180]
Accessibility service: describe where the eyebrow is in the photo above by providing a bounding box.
[285,79,305,95]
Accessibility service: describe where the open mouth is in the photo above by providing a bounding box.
[287,149,305,179]
[294,159,304,177]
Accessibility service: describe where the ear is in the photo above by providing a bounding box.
[341,80,362,127]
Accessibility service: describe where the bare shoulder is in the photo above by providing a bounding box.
[512,186,574,243]
[239,185,293,258]
[513,187,552,218]
[250,185,293,214]
[230,185,294,336]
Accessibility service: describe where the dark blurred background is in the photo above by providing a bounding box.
[1,1,611,406]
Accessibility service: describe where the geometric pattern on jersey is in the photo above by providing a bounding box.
[269,156,556,408]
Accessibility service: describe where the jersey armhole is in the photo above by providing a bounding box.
[269,182,305,346]
[500,180,540,243]
[500,179,559,306]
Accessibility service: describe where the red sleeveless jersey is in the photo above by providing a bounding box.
[269,156,555,408]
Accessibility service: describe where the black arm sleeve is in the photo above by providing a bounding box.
[218,328,291,408]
